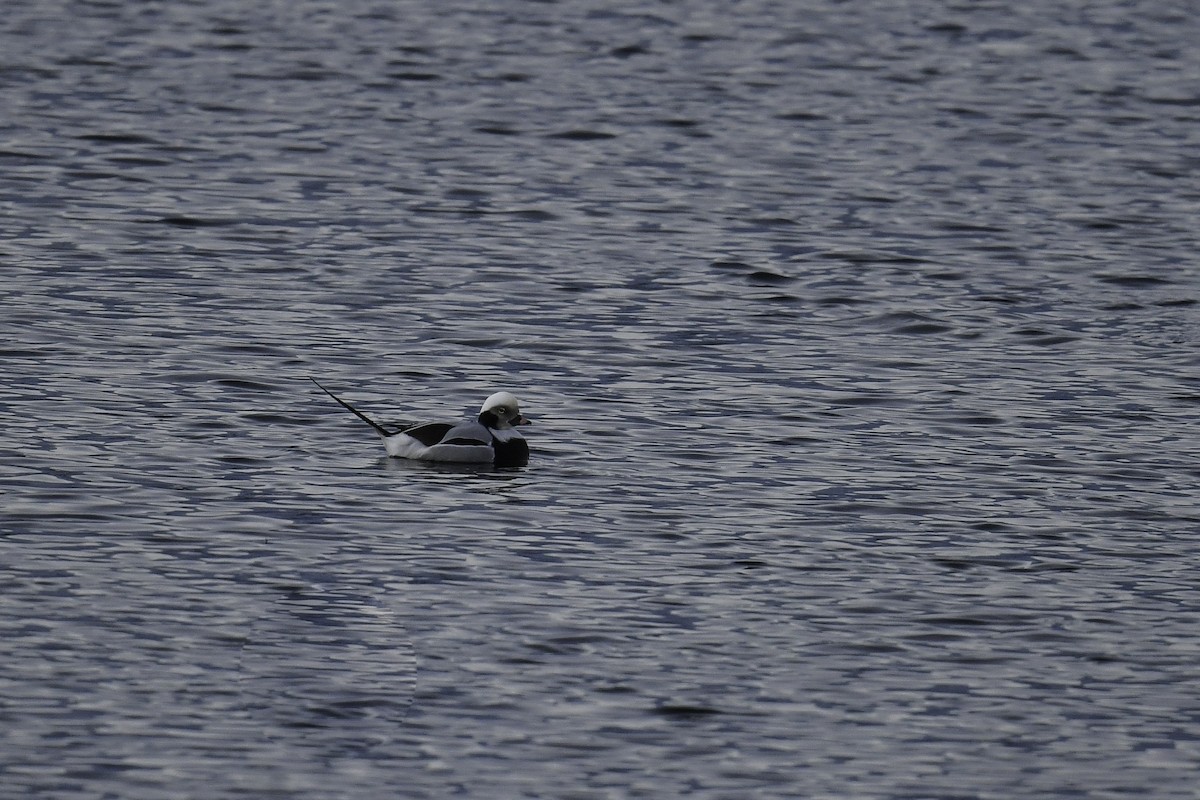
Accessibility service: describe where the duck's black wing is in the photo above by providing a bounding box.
[401,422,457,447]
[427,419,495,447]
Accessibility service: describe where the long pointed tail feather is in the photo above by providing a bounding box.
[309,377,396,438]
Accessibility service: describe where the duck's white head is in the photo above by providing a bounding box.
[479,391,531,429]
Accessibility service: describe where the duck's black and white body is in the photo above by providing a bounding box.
[310,378,531,466]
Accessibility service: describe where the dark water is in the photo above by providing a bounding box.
[3,0,1199,797]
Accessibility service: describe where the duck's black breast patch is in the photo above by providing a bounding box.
[402,422,454,447]
[492,437,529,467]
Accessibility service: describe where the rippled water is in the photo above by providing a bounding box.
[3,0,1199,797]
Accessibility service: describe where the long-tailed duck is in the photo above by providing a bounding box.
[310,378,531,466]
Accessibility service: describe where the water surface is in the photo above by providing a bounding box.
[2,0,1199,797]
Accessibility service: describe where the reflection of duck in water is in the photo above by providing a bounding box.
[310,378,531,467]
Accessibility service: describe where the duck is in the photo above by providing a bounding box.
[309,378,531,466]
